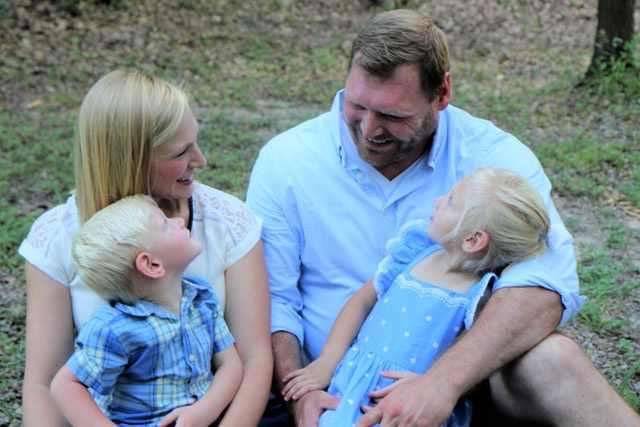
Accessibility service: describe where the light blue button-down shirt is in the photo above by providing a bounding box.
[246,90,585,360]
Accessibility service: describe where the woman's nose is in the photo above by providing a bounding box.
[190,143,207,169]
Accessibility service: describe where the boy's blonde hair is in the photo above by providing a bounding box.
[72,195,156,304]
[74,70,189,224]
[450,168,550,276]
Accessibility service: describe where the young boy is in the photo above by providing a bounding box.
[51,195,243,426]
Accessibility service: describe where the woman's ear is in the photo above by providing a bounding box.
[135,252,165,279]
[462,231,489,253]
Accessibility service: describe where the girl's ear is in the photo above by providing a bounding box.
[462,231,490,253]
[135,252,165,279]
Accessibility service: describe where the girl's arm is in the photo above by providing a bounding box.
[217,242,273,427]
[23,262,76,427]
[50,364,115,427]
[158,345,243,427]
[282,278,378,401]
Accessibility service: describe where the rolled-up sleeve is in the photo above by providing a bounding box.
[471,128,585,325]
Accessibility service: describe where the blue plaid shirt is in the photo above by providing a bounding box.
[67,276,234,426]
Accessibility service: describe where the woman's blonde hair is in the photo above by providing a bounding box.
[74,70,189,223]
[72,195,156,304]
[450,168,550,276]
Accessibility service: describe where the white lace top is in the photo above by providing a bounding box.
[19,184,262,331]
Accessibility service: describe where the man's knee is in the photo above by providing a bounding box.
[499,332,584,380]
[488,332,584,420]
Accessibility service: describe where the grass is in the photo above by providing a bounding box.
[1,0,639,422]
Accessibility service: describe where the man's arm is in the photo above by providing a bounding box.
[248,144,339,425]
[273,331,340,426]
[282,279,377,401]
[358,286,562,426]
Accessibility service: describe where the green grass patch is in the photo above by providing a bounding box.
[577,235,639,335]
[534,134,639,204]
[583,33,640,102]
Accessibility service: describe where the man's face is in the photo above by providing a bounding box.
[343,63,449,180]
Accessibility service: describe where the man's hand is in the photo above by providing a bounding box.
[356,373,457,427]
[367,370,420,404]
[281,357,335,401]
[290,389,340,427]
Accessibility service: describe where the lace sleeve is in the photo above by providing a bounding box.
[192,184,262,266]
[18,196,78,286]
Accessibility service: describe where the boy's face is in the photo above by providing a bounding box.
[148,206,202,270]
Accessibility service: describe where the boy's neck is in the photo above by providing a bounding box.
[135,269,187,316]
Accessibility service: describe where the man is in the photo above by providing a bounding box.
[247,9,639,426]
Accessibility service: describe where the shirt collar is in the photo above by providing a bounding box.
[427,106,448,170]
[113,278,211,319]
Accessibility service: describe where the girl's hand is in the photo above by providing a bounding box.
[281,358,334,401]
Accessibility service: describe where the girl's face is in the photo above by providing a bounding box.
[427,175,473,245]
[149,108,206,202]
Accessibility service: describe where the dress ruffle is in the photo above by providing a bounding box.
[373,219,435,296]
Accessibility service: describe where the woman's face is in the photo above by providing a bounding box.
[149,108,206,202]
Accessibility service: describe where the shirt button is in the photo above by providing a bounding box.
[356,172,364,180]
[189,354,196,362]
[383,209,388,216]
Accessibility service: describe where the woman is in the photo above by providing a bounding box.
[19,70,272,426]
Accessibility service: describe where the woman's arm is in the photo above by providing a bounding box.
[50,365,114,427]
[23,262,76,427]
[218,242,273,427]
[282,278,378,401]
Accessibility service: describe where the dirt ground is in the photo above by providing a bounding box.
[1,0,639,422]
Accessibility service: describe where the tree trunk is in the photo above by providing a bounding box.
[586,0,635,78]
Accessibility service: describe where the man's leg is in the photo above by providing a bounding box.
[489,332,639,426]
[258,391,295,427]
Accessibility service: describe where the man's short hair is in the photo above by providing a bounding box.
[349,9,450,101]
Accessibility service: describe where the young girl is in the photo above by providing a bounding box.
[281,168,551,426]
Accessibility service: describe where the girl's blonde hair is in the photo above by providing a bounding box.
[450,168,550,276]
[71,195,156,305]
[74,70,189,223]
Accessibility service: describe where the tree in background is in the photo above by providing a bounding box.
[585,0,636,79]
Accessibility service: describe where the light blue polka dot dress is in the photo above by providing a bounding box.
[319,220,496,427]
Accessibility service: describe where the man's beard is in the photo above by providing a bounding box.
[348,113,437,169]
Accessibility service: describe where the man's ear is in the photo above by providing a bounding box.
[436,72,451,111]
[462,231,489,254]
[135,252,165,279]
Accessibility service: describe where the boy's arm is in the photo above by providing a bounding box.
[281,278,378,401]
[50,364,115,427]
[158,345,243,427]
